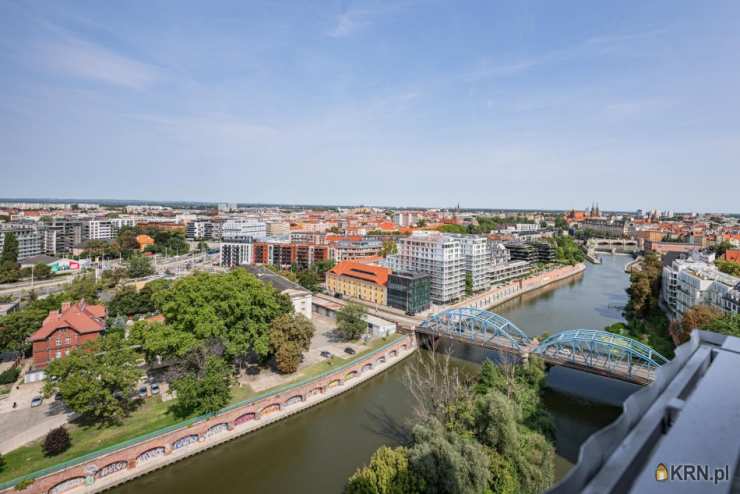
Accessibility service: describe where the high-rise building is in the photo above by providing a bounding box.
[396,232,464,304]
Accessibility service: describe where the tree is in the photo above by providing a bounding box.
[0,232,20,284]
[269,313,315,373]
[0,451,5,472]
[297,269,321,292]
[705,313,740,337]
[152,270,292,360]
[129,321,198,363]
[380,240,398,258]
[127,253,155,278]
[676,304,724,343]
[407,419,492,494]
[714,240,733,257]
[43,427,71,456]
[336,302,367,340]
[464,272,473,296]
[625,252,662,319]
[416,218,427,228]
[1,232,19,265]
[170,355,233,417]
[108,286,155,317]
[0,293,66,353]
[346,447,420,494]
[32,262,53,280]
[716,260,740,276]
[44,334,143,423]
[554,216,568,230]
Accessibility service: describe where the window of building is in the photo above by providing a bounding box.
[56,337,61,347]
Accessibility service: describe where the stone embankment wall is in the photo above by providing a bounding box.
[0,335,415,494]
[452,263,586,311]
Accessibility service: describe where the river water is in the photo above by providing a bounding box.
[113,255,636,494]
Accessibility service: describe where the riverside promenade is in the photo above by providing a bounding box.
[0,335,416,494]
[448,263,586,312]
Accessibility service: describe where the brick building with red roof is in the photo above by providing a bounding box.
[29,300,107,369]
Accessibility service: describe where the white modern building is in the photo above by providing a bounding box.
[662,252,740,317]
[83,220,114,240]
[450,235,490,292]
[220,241,253,267]
[396,231,464,304]
[221,220,267,241]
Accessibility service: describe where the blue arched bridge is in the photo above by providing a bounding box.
[416,308,669,385]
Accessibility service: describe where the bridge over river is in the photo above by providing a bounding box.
[416,307,668,385]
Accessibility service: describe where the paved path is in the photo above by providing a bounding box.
[0,402,75,454]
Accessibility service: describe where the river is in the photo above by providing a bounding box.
[112,255,636,494]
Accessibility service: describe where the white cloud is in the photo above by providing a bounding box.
[328,9,372,38]
[40,35,161,89]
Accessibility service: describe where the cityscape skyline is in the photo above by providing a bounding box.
[2,1,740,211]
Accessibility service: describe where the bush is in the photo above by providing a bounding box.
[14,478,34,491]
[0,367,20,385]
[0,451,5,471]
[43,427,71,457]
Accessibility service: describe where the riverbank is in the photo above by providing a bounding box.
[449,263,586,313]
[0,336,416,494]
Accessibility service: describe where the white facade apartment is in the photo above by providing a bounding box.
[0,223,43,260]
[662,252,740,317]
[83,220,113,240]
[221,219,267,241]
[220,241,253,267]
[451,235,490,292]
[109,218,138,231]
[396,232,464,304]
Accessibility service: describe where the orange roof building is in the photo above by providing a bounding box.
[724,249,740,263]
[29,300,107,369]
[136,234,155,251]
[326,260,390,305]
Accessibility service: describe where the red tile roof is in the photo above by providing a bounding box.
[30,300,107,342]
[725,249,740,263]
[330,260,390,286]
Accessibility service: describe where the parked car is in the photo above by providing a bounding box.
[344,347,356,355]
[320,351,332,358]
[151,383,160,395]
[30,396,43,407]
[138,386,148,398]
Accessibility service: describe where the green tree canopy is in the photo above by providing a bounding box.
[43,334,143,423]
[152,269,292,360]
[170,355,233,417]
[127,253,155,278]
[108,286,156,317]
[336,302,367,341]
[269,313,315,374]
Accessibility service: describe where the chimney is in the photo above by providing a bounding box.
[61,302,71,312]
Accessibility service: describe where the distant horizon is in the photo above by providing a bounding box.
[0,196,736,216]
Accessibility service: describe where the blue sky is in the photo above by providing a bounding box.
[1,1,739,212]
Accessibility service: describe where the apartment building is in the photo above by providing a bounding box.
[220,240,253,268]
[449,235,490,292]
[252,242,330,270]
[221,219,266,241]
[0,222,44,260]
[580,218,630,238]
[662,252,740,317]
[187,221,219,240]
[49,218,83,254]
[396,232,464,304]
[83,220,114,240]
[332,239,383,262]
[326,260,390,305]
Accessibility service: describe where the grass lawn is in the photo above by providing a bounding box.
[0,333,406,484]
[0,398,177,483]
